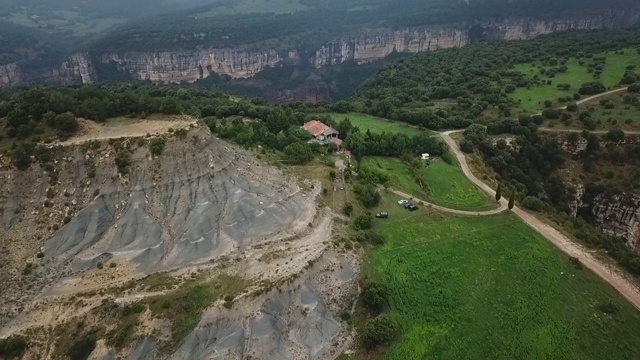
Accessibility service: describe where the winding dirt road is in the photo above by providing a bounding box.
[388,188,506,216]
[440,129,640,311]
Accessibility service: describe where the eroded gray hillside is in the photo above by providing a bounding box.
[0,122,356,359]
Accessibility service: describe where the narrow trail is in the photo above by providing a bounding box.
[387,188,506,216]
[440,129,640,311]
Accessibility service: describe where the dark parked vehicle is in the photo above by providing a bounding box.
[376,212,389,219]
[407,204,418,211]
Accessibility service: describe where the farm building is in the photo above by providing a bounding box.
[302,120,343,147]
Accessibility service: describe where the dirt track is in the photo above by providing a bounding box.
[59,116,196,145]
[440,130,640,311]
[387,188,506,216]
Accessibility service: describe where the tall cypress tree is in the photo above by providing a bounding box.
[508,192,515,210]
[495,184,502,202]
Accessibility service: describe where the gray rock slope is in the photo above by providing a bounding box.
[35,128,315,274]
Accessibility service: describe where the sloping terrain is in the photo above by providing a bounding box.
[0,120,356,359]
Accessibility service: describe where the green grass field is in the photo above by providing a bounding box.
[511,49,640,112]
[366,200,640,360]
[362,157,495,211]
[314,113,426,137]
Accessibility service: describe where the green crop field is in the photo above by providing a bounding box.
[511,49,640,112]
[314,113,426,137]
[366,200,640,360]
[362,157,494,211]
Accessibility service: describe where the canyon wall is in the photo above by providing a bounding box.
[0,53,96,87]
[591,195,640,251]
[1,9,638,88]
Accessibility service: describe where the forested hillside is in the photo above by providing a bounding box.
[351,28,640,129]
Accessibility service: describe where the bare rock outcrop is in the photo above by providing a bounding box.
[1,9,638,88]
[591,194,640,250]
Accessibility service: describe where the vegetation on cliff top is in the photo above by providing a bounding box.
[351,28,640,129]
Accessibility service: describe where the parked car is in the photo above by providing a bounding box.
[407,204,418,211]
[376,212,389,219]
[398,199,409,206]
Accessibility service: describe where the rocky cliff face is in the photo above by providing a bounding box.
[93,11,640,84]
[100,49,299,82]
[1,10,638,87]
[0,53,96,88]
[0,63,22,87]
[591,195,640,251]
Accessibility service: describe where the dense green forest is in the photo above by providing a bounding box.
[351,28,640,129]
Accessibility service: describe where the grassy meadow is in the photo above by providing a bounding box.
[365,197,640,360]
[362,157,494,211]
[313,113,427,137]
[511,49,640,112]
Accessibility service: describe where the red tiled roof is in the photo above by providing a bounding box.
[302,120,331,137]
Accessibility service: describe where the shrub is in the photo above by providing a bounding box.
[353,184,381,208]
[569,256,583,270]
[599,301,620,315]
[460,139,473,154]
[149,138,166,156]
[37,252,44,258]
[353,213,374,230]
[606,128,625,142]
[68,334,97,360]
[361,282,388,314]
[342,202,354,217]
[359,314,398,349]
[0,336,28,358]
[223,300,233,309]
[522,196,545,211]
[97,262,104,270]
[364,230,385,246]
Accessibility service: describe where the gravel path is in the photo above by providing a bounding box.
[440,129,640,311]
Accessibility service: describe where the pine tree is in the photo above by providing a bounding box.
[508,192,515,210]
[495,184,502,202]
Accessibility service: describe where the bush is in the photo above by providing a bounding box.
[359,314,398,349]
[599,301,620,315]
[0,336,28,358]
[353,184,381,208]
[521,196,545,211]
[606,128,625,142]
[342,202,354,217]
[149,138,166,156]
[353,212,374,230]
[37,252,44,258]
[578,81,606,95]
[364,230,385,245]
[115,149,131,174]
[459,138,474,154]
[361,282,388,314]
[68,335,97,360]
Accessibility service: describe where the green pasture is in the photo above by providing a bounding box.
[511,49,640,112]
[366,202,640,360]
[314,113,426,137]
[362,157,494,211]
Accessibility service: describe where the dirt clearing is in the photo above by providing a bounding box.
[59,115,197,145]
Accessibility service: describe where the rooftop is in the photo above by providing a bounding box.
[302,120,335,137]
